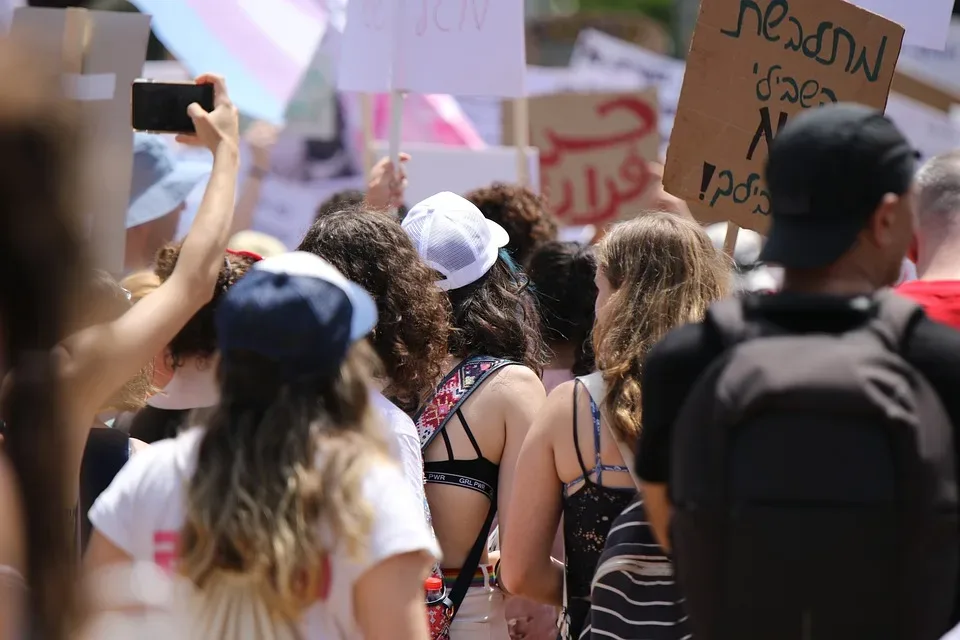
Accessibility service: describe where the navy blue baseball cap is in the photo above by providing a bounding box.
[215,252,378,379]
[760,103,917,270]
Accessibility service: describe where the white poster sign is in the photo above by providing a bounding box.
[338,0,525,98]
[370,141,538,205]
[848,0,953,50]
[898,18,960,91]
[885,93,960,161]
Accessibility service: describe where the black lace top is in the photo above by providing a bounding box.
[559,380,635,639]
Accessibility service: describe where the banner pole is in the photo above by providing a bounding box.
[723,222,740,258]
[513,96,530,187]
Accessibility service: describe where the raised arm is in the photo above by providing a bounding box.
[59,74,239,477]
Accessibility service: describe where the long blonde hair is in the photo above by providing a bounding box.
[178,341,386,623]
[594,213,731,446]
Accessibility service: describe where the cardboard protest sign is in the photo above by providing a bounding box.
[12,7,150,274]
[504,91,659,226]
[664,0,903,234]
[339,0,526,97]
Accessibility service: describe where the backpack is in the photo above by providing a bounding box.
[576,374,690,640]
[669,290,959,640]
[413,356,516,639]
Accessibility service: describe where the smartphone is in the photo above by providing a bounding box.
[131,80,215,134]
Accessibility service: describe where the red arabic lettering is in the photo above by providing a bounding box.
[539,98,657,225]
[416,0,490,36]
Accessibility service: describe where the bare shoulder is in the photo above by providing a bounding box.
[485,364,545,399]
[129,438,151,456]
[528,380,577,439]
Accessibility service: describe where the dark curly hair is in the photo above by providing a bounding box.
[526,241,597,376]
[315,189,364,221]
[447,256,549,375]
[154,245,257,368]
[465,183,558,265]
[298,206,450,411]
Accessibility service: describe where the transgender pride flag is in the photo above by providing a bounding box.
[130,0,328,123]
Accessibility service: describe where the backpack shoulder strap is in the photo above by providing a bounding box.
[870,288,924,350]
[706,298,757,349]
[414,356,518,452]
[576,373,643,492]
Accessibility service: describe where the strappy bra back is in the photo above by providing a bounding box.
[424,408,499,501]
[563,378,632,496]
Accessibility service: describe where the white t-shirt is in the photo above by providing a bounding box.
[89,428,440,639]
[370,391,427,514]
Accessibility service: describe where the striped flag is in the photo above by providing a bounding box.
[130,0,328,123]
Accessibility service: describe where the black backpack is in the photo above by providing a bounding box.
[669,290,959,640]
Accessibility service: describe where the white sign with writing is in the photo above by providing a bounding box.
[338,0,525,97]
[848,0,953,50]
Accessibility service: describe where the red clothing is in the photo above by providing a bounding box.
[896,280,960,331]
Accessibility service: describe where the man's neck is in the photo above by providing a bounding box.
[780,271,879,297]
[917,237,960,281]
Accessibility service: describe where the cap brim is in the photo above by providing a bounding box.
[255,251,378,341]
[126,161,211,229]
[758,215,863,270]
[487,219,510,249]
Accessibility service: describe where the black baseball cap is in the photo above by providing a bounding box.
[759,103,918,270]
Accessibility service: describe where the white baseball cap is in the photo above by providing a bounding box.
[402,191,510,291]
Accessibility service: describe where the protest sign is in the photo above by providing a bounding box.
[847,0,952,50]
[368,141,539,205]
[13,7,150,274]
[569,29,685,158]
[663,0,903,233]
[898,17,960,92]
[504,91,659,226]
[338,0,525,98]
[885,93,960,161]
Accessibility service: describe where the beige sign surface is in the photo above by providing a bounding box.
[505,90,659,226]
[12,7,150,274]
[663,0,904,233]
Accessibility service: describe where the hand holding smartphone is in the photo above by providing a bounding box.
[131,74,239,155]
[131,80,215,134]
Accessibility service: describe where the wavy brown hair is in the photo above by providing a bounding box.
[594,213,731,446]
[465,183,558,265]
[0,38,84,640]
[179,342,386,621]
[154,244,258,368]
[298,206,450,410]
[447,256,549,375]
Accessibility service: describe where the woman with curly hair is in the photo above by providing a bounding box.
[298,205,449,509]
[125,246,259,444]
[403,191,548,639]
[465,183,557,266]
[500,213,731,639]
[85,252,439,638]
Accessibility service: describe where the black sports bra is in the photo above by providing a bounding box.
[424,408,498,501]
